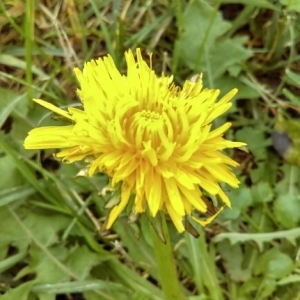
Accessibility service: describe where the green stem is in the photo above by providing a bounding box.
[151,213,184,300]
[25,0,34,104]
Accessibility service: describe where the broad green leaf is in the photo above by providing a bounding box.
[210,76,259,101]
[235,127,271,160]
[0,91,24,128]
[1,281,35,300]
[254,248,294,279]
[18,244,99,284]
[7,203,161,299]
[280,0,300,11]
[275,165,299,195]
[64,245,99,280]
[177,0,231,71]
[274,194,300,228]
[249,206,275,232]
[251,181,274,204]
[217,240,251,282]
[202,36,252,79]
[0,155,26,190]
[0,206,32,255]
[0,184,35,207]
[15,207,71,247]
[239,278,262,297]
[16,243,69,283]
[0,88,28,119]
[249,160,278,185]
[221,186,252,220]
[258,278,277,299]
[0,133,62,206]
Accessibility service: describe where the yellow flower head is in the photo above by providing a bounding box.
[24,49,245,232]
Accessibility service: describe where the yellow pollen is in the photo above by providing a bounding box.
[140,110,161,122]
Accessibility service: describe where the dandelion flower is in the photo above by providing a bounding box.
[24,49,245,232]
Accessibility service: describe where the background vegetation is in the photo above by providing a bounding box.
[1,0,300,299]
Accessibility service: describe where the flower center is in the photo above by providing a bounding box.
[140,110,161,122]
[134,109,164,147]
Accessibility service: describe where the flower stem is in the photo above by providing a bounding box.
[151,213,184,300]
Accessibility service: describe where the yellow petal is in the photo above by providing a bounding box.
[106,183,132,228]
[192,206,224,226]
[33,99,73,121]
[165,200,185,233]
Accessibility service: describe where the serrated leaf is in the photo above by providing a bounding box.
[17,243,69,283]
[177,1,252,83]
[212,228,300,251]
[17,208,71,247]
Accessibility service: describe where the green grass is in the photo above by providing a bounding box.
[1,0,300,299]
